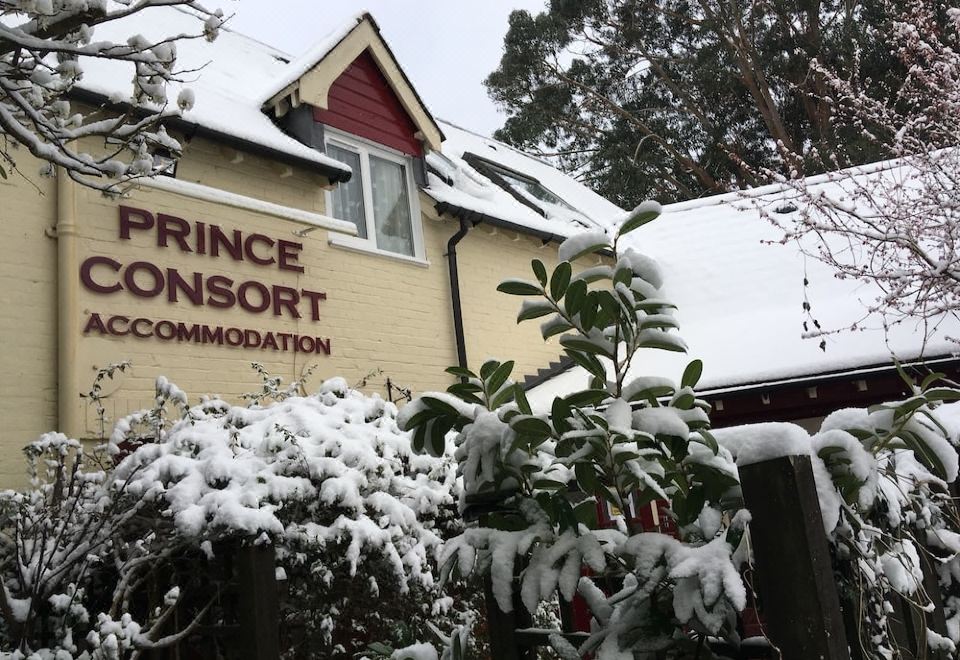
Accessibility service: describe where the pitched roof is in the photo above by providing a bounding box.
[426,120,623,239]
[73,6,351,178]
[526,164,960,408]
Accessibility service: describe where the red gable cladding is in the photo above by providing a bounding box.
[313,50,423,156]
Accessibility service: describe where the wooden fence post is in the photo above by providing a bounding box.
[482,574,535,660]
[235,543,280,660]
[738,454,850,660]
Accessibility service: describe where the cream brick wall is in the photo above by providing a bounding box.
[0,140,598,489]
[0,168,58,486]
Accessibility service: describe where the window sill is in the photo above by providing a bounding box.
[328,233,430,268]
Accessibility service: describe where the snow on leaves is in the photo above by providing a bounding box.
[402,205,750,657]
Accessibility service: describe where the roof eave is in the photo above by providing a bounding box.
[68,88,352,184]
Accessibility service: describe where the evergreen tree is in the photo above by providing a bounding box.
[485,0,946,207]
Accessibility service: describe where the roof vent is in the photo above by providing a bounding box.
[774,202,798,214]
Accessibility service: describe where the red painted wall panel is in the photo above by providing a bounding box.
[313,50,422,156]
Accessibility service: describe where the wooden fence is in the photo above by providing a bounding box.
[482,454,954,660]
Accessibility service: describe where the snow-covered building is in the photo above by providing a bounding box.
[0,10,618,485]
[0,7,954,488]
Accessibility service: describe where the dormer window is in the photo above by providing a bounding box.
[325,131,423,259]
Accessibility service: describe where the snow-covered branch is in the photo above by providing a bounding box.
[0,0,226,191]
[756,1,960,338]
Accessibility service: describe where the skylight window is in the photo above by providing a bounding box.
[461,153,591,229]
[484,161,579,212]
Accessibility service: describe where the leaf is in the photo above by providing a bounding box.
[486,360,515,395]
[532,258,548,286]
[490,385,517,409]
[514,384,532,415]
[534,478,568,490]
[552,397,573,434]
[696,429,719,455]
[579,292,599,331]
[681,359,703,389]
[564,349,607,381]
[427,419,448,457]
[551,261,573,300]
[921,371,947,391]
[574,462,601,493]
[511,416,553,438]
[542,318,574,340]
[498,279,542,296]
[924,388,960,402]
[900,429,948,481]
[564,389,610,407]
[564,279,588,315]
[560,336,613,358]
[618,201,662,236]
[445,366,476,380]
[480,359,499,380]
[573,499,598,528]
[518,301,555,322]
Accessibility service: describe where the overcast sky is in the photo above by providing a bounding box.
[212,1,546,138]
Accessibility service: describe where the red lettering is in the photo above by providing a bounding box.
[237,281,270,314]
[80,256,122,294]
[300,289,327,321]
[83,313,108,335]
[155,320,177,341]
[201,325,223,345]
[177,322,200,342]
[244,234,275,266]
[107,315,130,336]
[157,214,193,252]
[131,318,153,338]
[315,337,331,355]
[262,332,279,351]
[119,206,154,239]
[225,328,244,346]
[272,285,301,318]
[167,269,203,305]
[277,333,292,350]
[124,261,164,298]
[296,335,315,353]
[277,239,304,272]
[206,275,236,308]
[243,329,262,348]
[210,225,243,261]
[195,221,207,254]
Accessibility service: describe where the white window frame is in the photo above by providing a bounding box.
[323,129,426,264]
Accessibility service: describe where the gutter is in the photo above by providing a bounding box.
[434,201,564,246]
[68,88,352,184]
[445,217,471,372]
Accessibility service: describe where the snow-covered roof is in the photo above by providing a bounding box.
[426,120,623,239]
[74,6,352,178]
[527,173,960,408]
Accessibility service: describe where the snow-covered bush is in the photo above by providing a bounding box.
[0,368,468,658]
[715,369,960,657]
[400,203,749,658]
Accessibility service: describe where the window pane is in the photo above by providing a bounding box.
[327,144,367,239]
[369,155,414,256]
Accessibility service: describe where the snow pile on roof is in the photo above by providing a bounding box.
[112,377,457,584]
[528,171,960,403]
[74,5,350,174]
[256,11,366,105]
[426,120,623,238]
